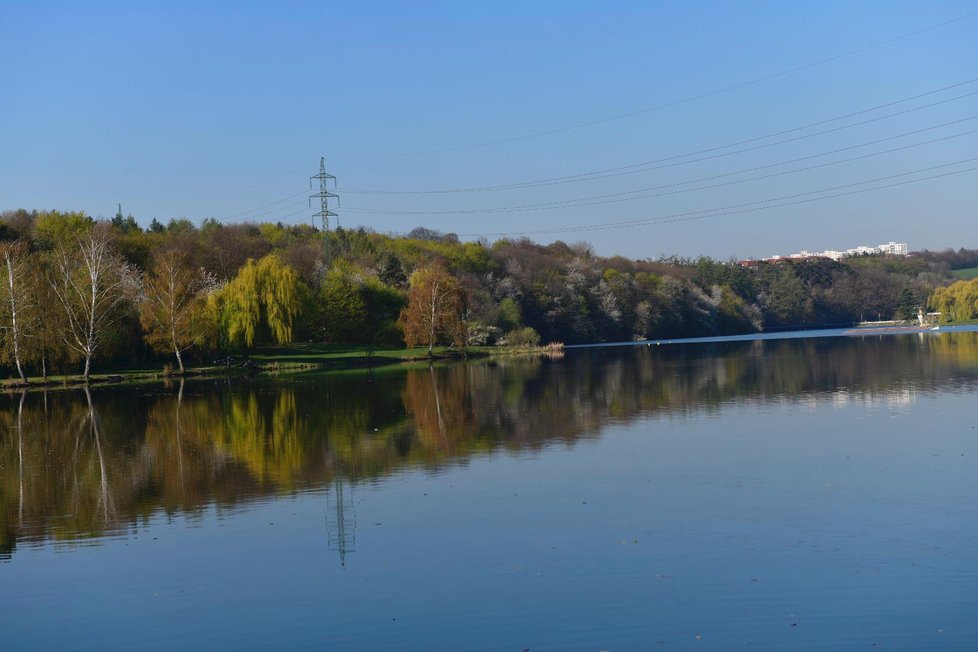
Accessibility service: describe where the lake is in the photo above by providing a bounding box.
[2,331,977,650]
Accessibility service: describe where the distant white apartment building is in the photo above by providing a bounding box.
[764,241,909,262]
[846,245,880,257]
[878,241,909,255]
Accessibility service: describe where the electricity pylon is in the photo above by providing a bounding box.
[310,156,339,231]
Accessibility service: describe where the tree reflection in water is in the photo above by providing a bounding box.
[2,332,977,556]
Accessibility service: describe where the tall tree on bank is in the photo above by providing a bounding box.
[49,228,137,381]
[0,241,37,383]
[399,264,466,355]
[140,249,217,373]
[928,278,978,323]
[216,254,302,348]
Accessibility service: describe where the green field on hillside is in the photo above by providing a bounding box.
[951,267,978,279]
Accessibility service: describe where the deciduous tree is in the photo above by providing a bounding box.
[217,255,302,348]
[48,227,138,381]
[398,265,465,355]
[140,249,217,373]
[928,278,978,323]
[0,241,38,382]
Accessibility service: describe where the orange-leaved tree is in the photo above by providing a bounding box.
[398,264,465,355]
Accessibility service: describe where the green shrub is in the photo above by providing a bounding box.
[505,326,541,347]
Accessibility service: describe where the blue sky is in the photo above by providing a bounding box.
[1,0,976,259]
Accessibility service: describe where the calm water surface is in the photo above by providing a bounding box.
[2,333,977,650]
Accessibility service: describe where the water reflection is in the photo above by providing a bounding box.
[326,476,356,566]
[2,332,978,556]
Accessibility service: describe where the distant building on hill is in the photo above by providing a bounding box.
[758,241,909,263]
[878,241,909,256]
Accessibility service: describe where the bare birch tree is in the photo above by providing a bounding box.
[0,241,37,383]
[49,227,137,381]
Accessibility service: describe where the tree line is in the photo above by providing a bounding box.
[0,208,974,381]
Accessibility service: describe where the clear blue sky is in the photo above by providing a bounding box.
[2,0,976,259]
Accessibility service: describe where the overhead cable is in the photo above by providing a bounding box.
[459,157,978,236]
[341,78,978,194]
[345,118,978,215]
[335,11,978,160]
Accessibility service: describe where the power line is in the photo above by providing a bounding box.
[174,159,978,233]
[344,118,978,216]
[597,164,978,233]
[229,205,312,225]
[128,12,978,215]
[341,79,978,195]
[204,117,977,227]
[214,190,310,222]
[334,10,978,161]
[459,157,978,237]
[142,166,310,211]
[572,164,978,234]
[192,83,978,228]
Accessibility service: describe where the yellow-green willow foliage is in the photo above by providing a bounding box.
[219,391,305,488]
[928,278,978,323]
[216,255,301,347]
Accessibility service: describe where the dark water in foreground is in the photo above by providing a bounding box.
[2,332,977,650]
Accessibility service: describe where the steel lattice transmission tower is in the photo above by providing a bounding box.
[309,156,339,231]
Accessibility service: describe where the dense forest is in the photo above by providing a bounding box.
[0,208,975,380]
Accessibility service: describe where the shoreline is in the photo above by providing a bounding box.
[8,322,978,391]
[0,342,566,392]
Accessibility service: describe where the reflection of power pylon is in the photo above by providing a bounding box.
[326,475,356,566]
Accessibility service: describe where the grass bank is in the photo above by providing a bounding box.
[950,267,978,280]
[1,342,565,391]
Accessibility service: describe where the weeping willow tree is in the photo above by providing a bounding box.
[928,278,978,323]
[215,254,301,348]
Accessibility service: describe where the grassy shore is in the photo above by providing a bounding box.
[1,342,565,390]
